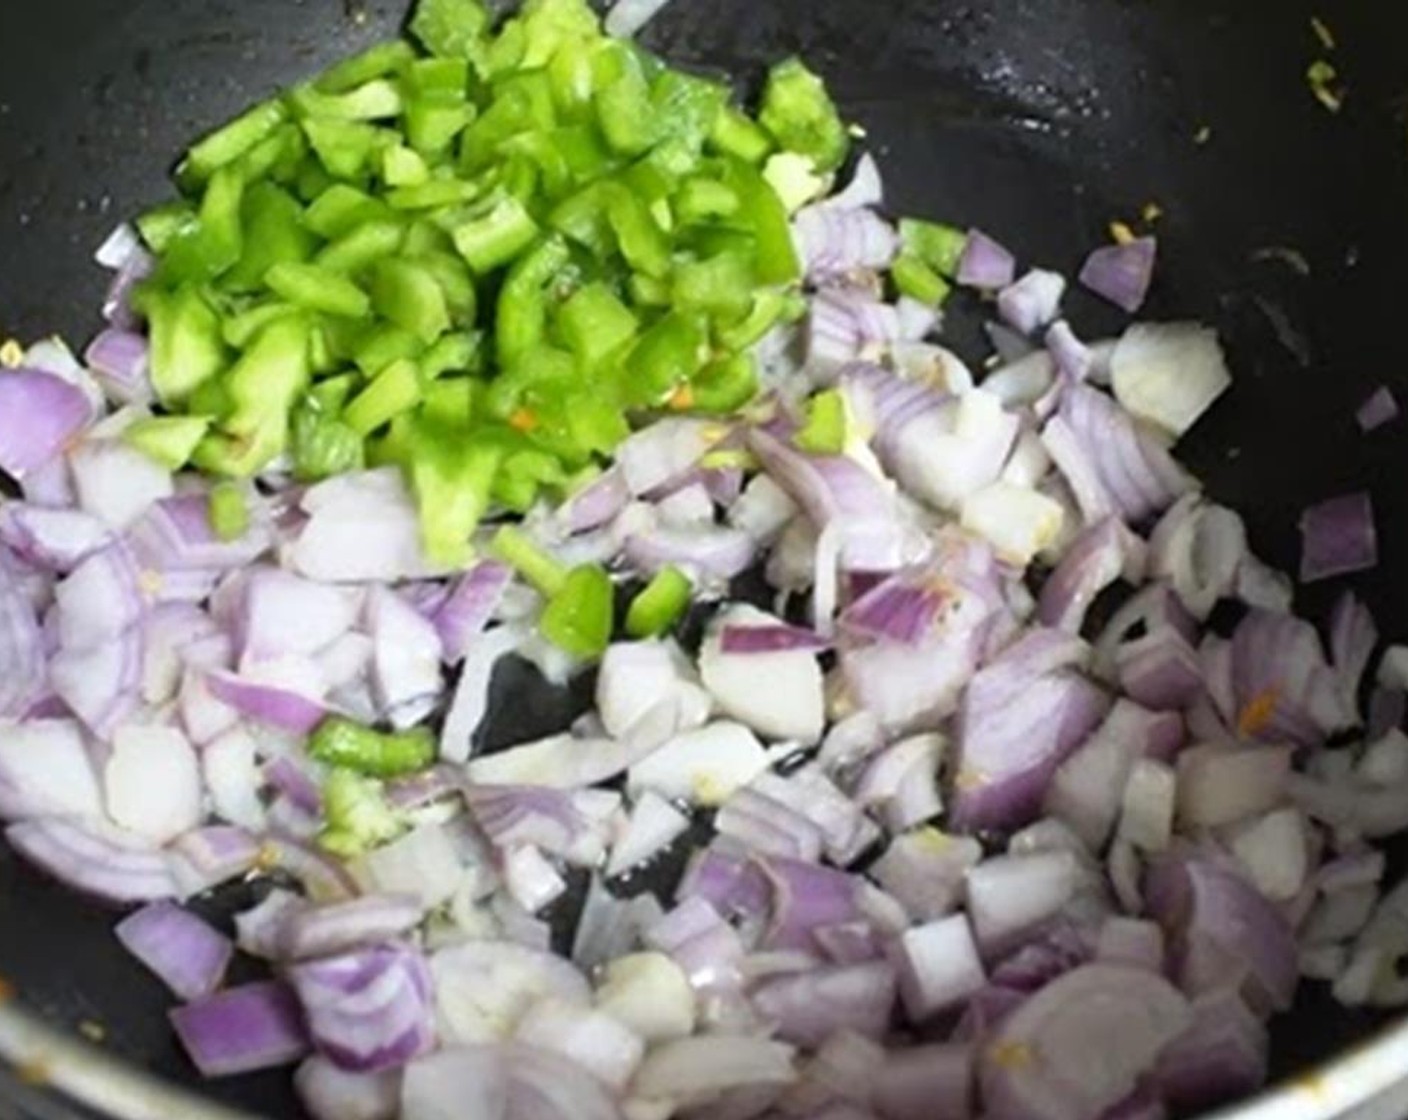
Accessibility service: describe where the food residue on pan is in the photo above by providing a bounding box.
[1308,59,1345,113]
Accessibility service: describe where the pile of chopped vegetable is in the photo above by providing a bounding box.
[0,1,1404,1119]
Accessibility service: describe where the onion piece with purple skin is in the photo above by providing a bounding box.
[115,901,233,1001]
[278,895,425,961]
[0,504,112,573]
[957,229,1016,290]
[792,206,900,283]
[1356,386,1399,432]
[0,367,94,478]
[1078,237,1157,313]
[5,817,178,905]
[753,960,898,1046]
[1145,855,1299,1013]
[950,628,1111,833]
[1037,517,1145,633]
[171,981,311,1078]
[1155,989,1268,1113]
[1147,495,1248,620]
[981,964,1191,1120]
[1299,491,1378,583]
[1228,608,1353,747]
[1054,384,1194,526]
[84,328,152,405]
[288,942,435,1073]
[748,428,921,574]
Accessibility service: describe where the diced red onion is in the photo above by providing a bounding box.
[170,981,311,1078]
[289,943,434,1073]
[169,825,261,895]
[115,901,232,1001]
[279,895,424,961]
[1078,237,1157,313]
[1055,384,1193,526]
[289,470,443,583]
[752,961,897,1047]
[1229,608,1352,747]
[0,367,93,478]
[966,851,1081,956]
[981,964,1191,1120]
[50,627,143,739]
[0,718,103,822]
[296,1055,401,1120]
[5,817,176,905]
[429,939,590,1044]
[69,438,174,529]
[1045,320,1093,384]
[604,0,673,37]
[625,524,757,583]
[1145,856,1298,1012]
[84,329,152,405]
[0,504,112,573]
[632,1035,798,1106]
[1154,989,1267,1112]
[1329,591,1377,707]
[998,269,1066,335]
[1356,386,1399,433]
[1299,491,1378,583]
[719,621,830,654]
[717,786,825,862]
[1045,700,1172,849]
[956,229,1016,290]
[206,670,326,734]
[951,629,1111,832]
[892,913,986,1022]
[1095,916,1164,972]
[1109,322,1230,441]
[1038,518,1143,633]
[793,207,899,282]
[872,1042,973,1120]
[466,784,615,867]
[823,153,885,212]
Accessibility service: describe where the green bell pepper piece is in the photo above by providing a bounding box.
[795,387,847,454]
[291,399,366,481]
[495,235,572,367]
[405,424,501,566]
[891,252,951,306]
[315,41,416,95]
[624,311,708,405]
[302,117,384,180]
[758,56,849,173]
[180,99,289,185]
[225,315,312,439]
[222,299,297,350]
[123,416,212,470]
[208,482,251,541]
[157,165,245,285]
[371,259,451,343]
[556,281,638,369]
[674,177,741,224]
[625,565,692,638]
[146,286,226,404]
[490,524,569,597]
[289,78,404,122]
[381,144,430,187]
[319,768,405,857]
[304,184,390,239]
[225,183,316,292]
[673,251,754,321]
[539,564,613,659]
[315,220,406,274]
[707,106,773,165]
[690,350,759,414]
[452,195,539,273]
[408,0,491,60]
[343,357,423,436]
[265,261,373,319]
[309,716,437,778]
[898,217,967,278]
[420,330,482,380]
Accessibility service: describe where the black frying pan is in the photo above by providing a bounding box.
[1,1,1407,1116]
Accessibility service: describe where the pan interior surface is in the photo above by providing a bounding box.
[1,0,1407,1116]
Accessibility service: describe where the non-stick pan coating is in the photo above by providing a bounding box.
[1,1,1407,1116]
